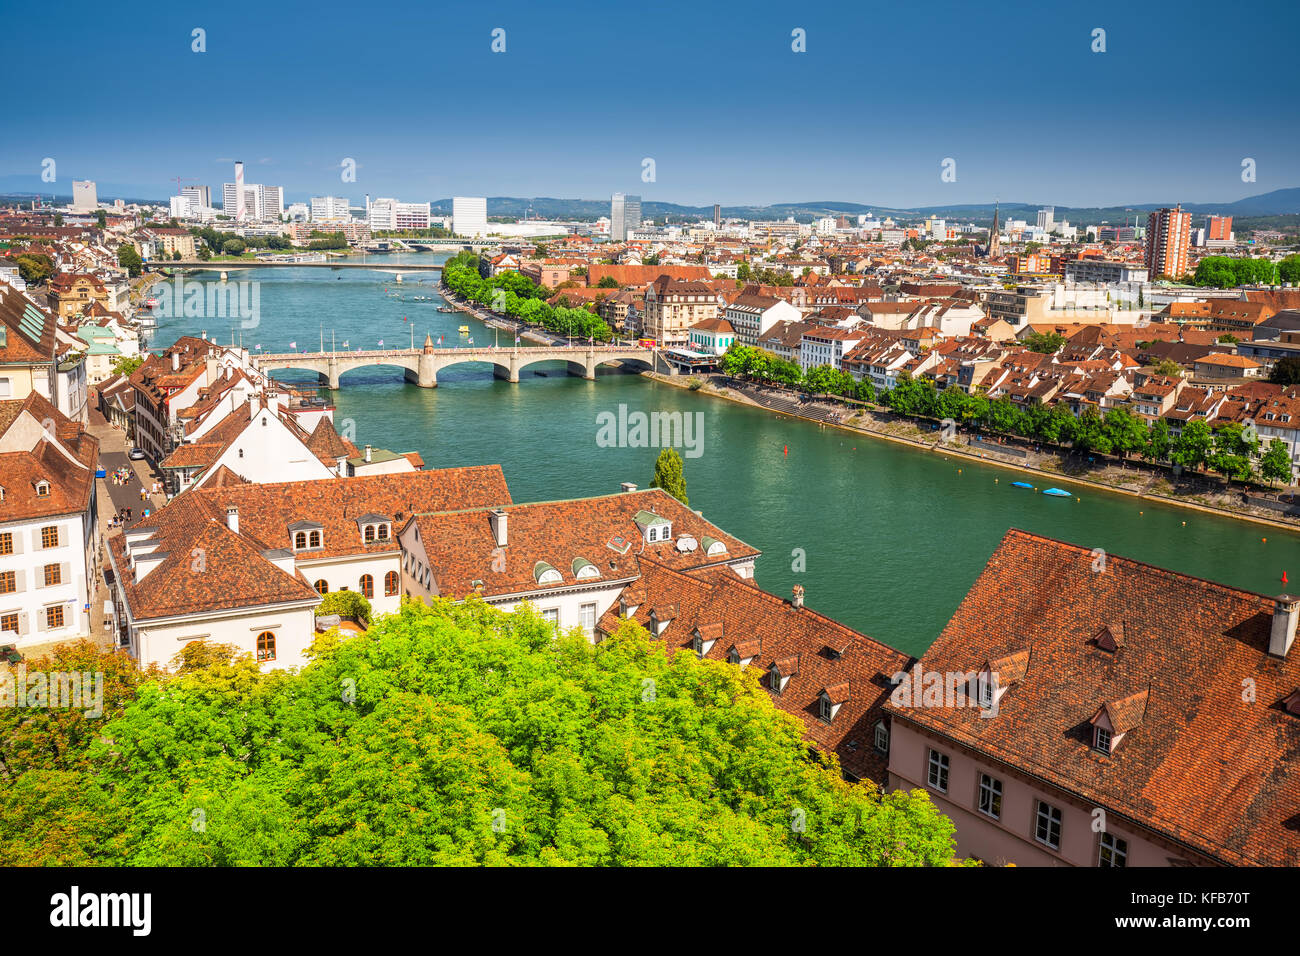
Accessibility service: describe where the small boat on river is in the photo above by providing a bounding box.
[1010,481,1034,489]
[1042,488,1072,497]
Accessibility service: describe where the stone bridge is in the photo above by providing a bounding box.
[251,339,672,389]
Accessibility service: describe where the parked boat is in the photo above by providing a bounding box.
[458,325,470,335]
[1010,481,1034,489]
[1042,488,1072,497]
[437,306,455,313]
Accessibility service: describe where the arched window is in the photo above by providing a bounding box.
[376,524,389,541]
[309,530,322,548]
[359,574,374,598]
[256,631,276,662]
[384,570,399,596]
[314,579,328,595]
[364,525,375,543]
[294,531,308,550]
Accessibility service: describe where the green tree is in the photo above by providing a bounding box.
[1207,423,1258,485]
[316,590,372,623]
[95,210,107,228]
[1102,407,1148,462]
[650,448,688,505]
[9,254,54,284]
[0,604,962,865]
[1171,419,1213,472]
[1022,332,1066,354]
[1070,408,1112,456]
[117,244,143,277]
[1269,356,1300,386]
[1152,359,1184,378]
[1260,438,1294,486]
[597,276,619,288]
[111,355,144,377]
[1144,418,1172,462]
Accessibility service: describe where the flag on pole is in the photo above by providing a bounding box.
[255,344,262,350]
[515,335,520,344]
[378,339,384,347]
[342,340,349,348]
[289,341,296,348]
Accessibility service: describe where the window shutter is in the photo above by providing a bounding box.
[18,612,28,635]
[35,610,45,633]
[62,563,71,587]
[10,533,21,556]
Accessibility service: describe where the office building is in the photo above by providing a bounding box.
[610,193,641,242]
[452,196,488,237]
[181,185,211,209]
[71,180,97,213]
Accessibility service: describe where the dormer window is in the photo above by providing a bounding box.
[534,562,562,586]
[691,633,704,657]
[290,521,324,551]
[767,665,782,693]
[35,481,49,498]
[1094,726,1112,754]
[873,720,890,755]
[364,525,375,543]
[818,696,833,722]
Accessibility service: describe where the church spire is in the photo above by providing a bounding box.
[986,200,1000,258]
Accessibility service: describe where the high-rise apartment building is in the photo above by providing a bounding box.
[261,185,284,221]
[713,203,721,228]
[1036,206,1055,232]
[610,193,642,242]
[1144,205,1192,279]
[452,197,488,237]
[310,196,352,223]
[1206,215,1233,241]
[180,185,211,209]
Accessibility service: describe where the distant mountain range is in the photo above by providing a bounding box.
[3,177,1299,227]
[427,189,1300,226]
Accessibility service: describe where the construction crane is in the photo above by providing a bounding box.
[170,176,198,195]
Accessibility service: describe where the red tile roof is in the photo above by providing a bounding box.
[887,528,1300,866]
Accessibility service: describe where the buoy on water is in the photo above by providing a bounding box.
[783,445,788,456]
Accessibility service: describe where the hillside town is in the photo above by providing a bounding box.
[1,177,1299,872]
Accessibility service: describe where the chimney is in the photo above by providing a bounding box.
[226,505,239,535]
[1270,594,1299,657]
[620,481,637,493]
[171,350,180,372]
[364,444,372,462]
[792,584,805,609]
[489,508,508,548]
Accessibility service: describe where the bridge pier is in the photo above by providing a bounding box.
[416,348,437,387]
[493,355,520,383]
[326,357,340,390]
[565,351,597,380]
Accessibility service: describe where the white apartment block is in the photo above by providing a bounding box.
[452,197,488,237]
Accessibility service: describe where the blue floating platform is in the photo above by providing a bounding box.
[1011,481,1034,489]
[1042,488,1072,497]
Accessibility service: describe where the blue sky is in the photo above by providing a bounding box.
[3,0,1297,208]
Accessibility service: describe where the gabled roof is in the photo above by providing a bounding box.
[599,558,910,782]
[888,528,1300,866]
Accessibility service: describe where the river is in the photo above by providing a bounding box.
[144,252,1300,657]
